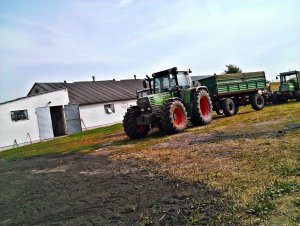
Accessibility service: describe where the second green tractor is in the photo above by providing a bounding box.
[123,67,213,139]
[272,70,300,104]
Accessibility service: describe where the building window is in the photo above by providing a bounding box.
[104,104,115,114]
[11,110,29,121]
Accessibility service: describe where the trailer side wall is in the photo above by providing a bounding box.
[199,71,266,96]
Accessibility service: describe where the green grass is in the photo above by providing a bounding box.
[0,101,299,224]
[246,181,299,216]
[0,123,123,160]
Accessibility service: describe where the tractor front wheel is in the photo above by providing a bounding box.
[191,90,212,126]
[123,108,150,139]
[160,100,187,134]
[251,94,264,110]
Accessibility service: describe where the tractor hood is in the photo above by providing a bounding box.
[148,92,172,107]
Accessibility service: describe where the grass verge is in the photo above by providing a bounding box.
[0,123,124,160]
[0,101,299,224]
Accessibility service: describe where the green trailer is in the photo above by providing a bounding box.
[196,71,267,116]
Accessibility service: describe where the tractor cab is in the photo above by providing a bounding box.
[272,70,300,103]
[277,70,300,92]
[152,67,193,94]
[142,67,193,95]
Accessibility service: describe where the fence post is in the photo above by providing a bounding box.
[81,118,87,131]
[13,139,18,148]
[27,133,32,144]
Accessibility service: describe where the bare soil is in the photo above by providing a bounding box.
[0,153,230,225]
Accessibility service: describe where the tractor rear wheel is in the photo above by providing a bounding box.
[295,91,300,101]
[160,100,187,134]
[191,90,212,126]
[123,108,150,139]
[222,98,236,117]
[251,94,264,110]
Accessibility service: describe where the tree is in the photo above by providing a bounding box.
[223,64,242,74]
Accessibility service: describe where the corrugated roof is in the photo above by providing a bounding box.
[0,89,66,105]
[27,79,143,105]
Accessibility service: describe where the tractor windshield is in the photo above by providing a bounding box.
[154,74,176,93]
[282,74,298,83]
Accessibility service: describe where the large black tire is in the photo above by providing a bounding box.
[123,108,150,139]
[295,91,300,101]
[190,90,213,126]
[216,108,223,115]
[160,100,188,134]
[272,93,280,104]
[251,94,264,110]
[234,105,240,115]
[222,98,236,117]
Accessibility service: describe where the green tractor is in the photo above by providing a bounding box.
[123,67,213,139]
[272,70,300,104]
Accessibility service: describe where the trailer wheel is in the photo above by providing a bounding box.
[234,105,240,114]
[191,90,213,126]
[295,91,300,101]
[222,98,235,117]
[123,108,149,139]
[251,94,264,110]
[160,100,187,134]
[216,109,223,115]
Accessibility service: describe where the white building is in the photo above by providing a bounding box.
[0,79,143,150]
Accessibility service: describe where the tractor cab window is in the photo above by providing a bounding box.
[154,74,176,93]
[282,74,298,83]
[287,75,297,83]
[177,71,190,88]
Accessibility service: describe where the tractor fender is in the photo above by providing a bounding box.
[195,86,208,93]
[165,97,183,104]
[127,105,140,111]
[190,86,209,102]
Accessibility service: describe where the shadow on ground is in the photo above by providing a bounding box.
[0,154,232,225]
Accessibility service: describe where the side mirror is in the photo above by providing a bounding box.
[276,76,278,80]
[142,80,147,88]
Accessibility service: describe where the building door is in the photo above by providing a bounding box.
[50,106,66,137]
[64,104,82,135]
[36,107,54,140]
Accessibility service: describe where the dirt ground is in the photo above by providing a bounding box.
[0,152,230,225]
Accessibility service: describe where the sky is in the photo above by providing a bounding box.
[0,0,299,102]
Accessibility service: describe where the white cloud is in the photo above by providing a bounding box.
[119,0,135,7]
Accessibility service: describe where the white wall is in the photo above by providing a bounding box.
[79,99,137,129]
[0,89,69,148]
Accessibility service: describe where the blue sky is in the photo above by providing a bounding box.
[0,0,299,102]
